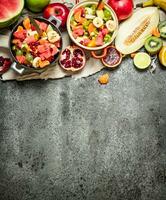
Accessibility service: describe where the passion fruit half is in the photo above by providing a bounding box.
[101,46,122,68]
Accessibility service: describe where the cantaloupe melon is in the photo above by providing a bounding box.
[115,7,159,55]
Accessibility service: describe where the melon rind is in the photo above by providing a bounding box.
[0,0,24,29]
[115,7,160,55]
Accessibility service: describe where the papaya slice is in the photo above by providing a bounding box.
[88,23,96,34]
[88,39,96,47]
[152,27,160,37]
[39,60,50,68]
[23,17,31,30]
[39,39,49,45]
[97,2,105,10]
[72,25,83,31]
[73,7,84,14]
[74,10,86,24]
[17,25,24,31]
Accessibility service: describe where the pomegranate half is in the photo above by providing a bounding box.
[59,46,86,72]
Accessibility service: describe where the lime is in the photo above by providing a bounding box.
[159,46,166,67]
[25,0,50,13]
[133,52,151,69]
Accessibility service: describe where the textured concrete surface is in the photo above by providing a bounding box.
[0,57,166,200]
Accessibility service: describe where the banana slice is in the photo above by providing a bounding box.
[85,14,96,19]
[85,7,93,15]
[93,17,103,28]
[47,31,60,43]
[27,30,38,36]
[46,25,54,33]
[32,57,41,68]
[106,20,116,32]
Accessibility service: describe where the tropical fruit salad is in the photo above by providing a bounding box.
[11,17,61,68]
[70,2,117,48]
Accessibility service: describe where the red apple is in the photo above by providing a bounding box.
[43,3,69,28]
[107,0,134,21]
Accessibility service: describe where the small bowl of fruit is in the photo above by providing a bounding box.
[9,16,62,75]
[67,0,118,55]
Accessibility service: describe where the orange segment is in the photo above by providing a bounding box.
[159,46,166,67]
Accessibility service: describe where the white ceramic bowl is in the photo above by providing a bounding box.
[67,0,119,51]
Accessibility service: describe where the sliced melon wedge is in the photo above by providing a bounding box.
[115,7,159,55]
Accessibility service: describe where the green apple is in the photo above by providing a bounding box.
[26,0,50,13]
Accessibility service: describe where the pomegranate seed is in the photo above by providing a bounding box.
[65,60,72,68]
[60,59,67,65]
[77,57,83,62]
[71,58,76,67]
[0,56,4,66]
[73,49,83,57]
[62,49,71,59]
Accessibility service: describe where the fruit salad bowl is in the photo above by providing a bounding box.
[67,0,118,56]
[9,16,63,75]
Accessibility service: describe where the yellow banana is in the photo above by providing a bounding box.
[142,0,166,12]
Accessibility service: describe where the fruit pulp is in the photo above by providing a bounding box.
[144,36,163,54]
[159,46,166,67]
[12,17,61,68]
[102,47,121,66]
[70,3,117,48]
[59,46,86,71]
[133,52,151,69]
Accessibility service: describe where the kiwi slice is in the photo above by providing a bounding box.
[159,21,166,39]
[144,36,163,55]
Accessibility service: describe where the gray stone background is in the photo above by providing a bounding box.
[0,2,166,200]
[1,58,166,200]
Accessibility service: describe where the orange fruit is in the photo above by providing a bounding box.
[159,46,166,67]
